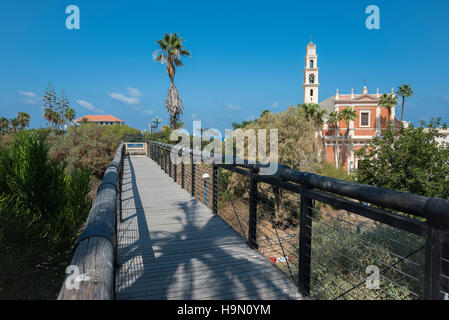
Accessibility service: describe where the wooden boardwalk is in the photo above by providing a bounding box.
[115,156,300,300]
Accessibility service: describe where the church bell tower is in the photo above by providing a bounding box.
[303,40,319,104]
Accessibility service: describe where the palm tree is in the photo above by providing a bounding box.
[52,110,61,130]
[44,107,53,128]
[42,82,57,130]
[16,112,30,131]
[153,32,191,129]
[396,84,414,122]
[56,90,70,130]
[64,107,76,128]
[327,111,340,167]
[10,118,19,132]
[378,93,397,125]
[0,117,9,135]
[302,103,327,126]
[339,107,357,169]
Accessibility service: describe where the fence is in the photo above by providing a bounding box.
[149,141,449,300]
[58,143,125,300]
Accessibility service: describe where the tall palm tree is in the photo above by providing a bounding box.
[64,107,76,128]
[378,93,397,125]
[16,112,30,131]
[396,84,414,122]
[153,32,191,129]
[340,107,357,169]
[327,111,340,167]
[0,117,9,135]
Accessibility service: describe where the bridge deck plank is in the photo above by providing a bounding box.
[115,156,300,300]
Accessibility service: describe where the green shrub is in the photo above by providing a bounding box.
[0,131,92,298]
[50,124,139,178]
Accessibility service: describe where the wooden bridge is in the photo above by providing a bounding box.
[58,141,449,300]
[115,156,299,299]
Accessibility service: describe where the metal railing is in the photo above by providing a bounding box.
[148,141,449,300]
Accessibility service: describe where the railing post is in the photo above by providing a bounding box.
[119,145,124,222]
[248,168,258,249]
[181,161,185,189]
[191,151,195,197]
[212,165,218,214]
[174,162,177,182]
[169,149,172,178]
[298,188,313,296]
[424,225,444,299]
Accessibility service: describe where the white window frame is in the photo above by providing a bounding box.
[359,110,371,127]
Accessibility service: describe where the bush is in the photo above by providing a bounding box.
[50,124,139,178]
[0,131,92,299]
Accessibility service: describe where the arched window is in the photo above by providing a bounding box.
[310,60,314,68]
[309,74,315,84]
[310,89,314,97]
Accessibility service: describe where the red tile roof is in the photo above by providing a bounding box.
[74,115,124,123]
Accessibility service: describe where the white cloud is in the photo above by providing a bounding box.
[271,101,279,109]
[143,109,153,115]
[76,100,104,114]
[19,90,39,104]
[191,114,197,119]
[24,98,38,105]
[19,90,37,98]
[127,87,143,98]
[226,104,240,111]
[108,92,140,105]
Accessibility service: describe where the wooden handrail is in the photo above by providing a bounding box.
[57,143,124,300]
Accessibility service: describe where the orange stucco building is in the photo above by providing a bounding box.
[302,41,403,171]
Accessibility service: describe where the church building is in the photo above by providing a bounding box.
[302,41,402,171]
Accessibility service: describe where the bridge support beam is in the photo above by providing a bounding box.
[212,165,218,214]
[248,168,258,249]
[298,189,313,296]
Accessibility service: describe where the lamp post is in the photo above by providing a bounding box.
[202,173,210,205]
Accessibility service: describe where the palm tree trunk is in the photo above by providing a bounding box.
[335,126,340,168]
[400,96,405,122]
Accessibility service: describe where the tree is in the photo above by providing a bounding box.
[378,93,397,124]
[0,117,10,135]
[396,84,414,122]
[337,107,357,169]
[327,111,340,167]
[42,82,57,130]
[10,118,19,132]
[64,107,76,128]
[44,107,53,129]
[355,118,449,199]
[52,110,61,130]
[302,103,327,126]
[16,112,30,131]
[56,90,70,130]
[153,32,191,129]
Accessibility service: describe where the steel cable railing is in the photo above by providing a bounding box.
[147,141,449,300]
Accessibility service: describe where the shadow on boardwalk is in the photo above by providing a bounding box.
[115,156,298,300]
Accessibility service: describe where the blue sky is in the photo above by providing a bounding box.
[0,0,448,133]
